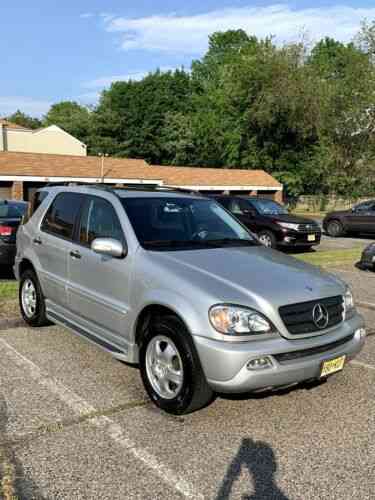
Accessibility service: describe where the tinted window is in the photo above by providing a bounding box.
[248,199,288,215]
[79,197,124,246]
[229,199,243,215]
[354,201,375,212]
[42,193,83,239]
[0,202,27,218]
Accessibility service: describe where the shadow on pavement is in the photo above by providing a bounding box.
[216,437,289,500]
[0,394,46,499]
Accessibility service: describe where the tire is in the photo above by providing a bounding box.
[19,269,50,327]
[139,315,214,414]
[258,230,277,248]
[326,220,344,237]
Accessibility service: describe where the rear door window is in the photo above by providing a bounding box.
[41,193,83,240]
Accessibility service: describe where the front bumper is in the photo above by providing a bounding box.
[278,230,322,247]
[194,313,365,393]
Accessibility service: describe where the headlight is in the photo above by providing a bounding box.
[209,305,273,335]
[277,222,299,230]
[344,288,355,319]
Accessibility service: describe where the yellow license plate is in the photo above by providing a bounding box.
[308,234,316,242]
[320,355,346,378]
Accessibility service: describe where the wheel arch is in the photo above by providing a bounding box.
[134,304,191,348]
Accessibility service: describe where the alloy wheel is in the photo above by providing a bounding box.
[145,335,184,400]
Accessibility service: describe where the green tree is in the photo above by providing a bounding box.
[6,110,42,129]
[44,101,92,145]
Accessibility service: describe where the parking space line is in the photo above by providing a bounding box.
[351,360,375,371]
[0,339,203,500]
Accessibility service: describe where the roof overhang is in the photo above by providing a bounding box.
[0,175,163,185]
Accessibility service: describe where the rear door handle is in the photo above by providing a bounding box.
[33,237,42,245]
[70,250,81,260]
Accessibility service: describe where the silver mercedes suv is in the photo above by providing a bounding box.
[15,185,366,414]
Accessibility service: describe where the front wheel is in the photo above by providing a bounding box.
[19,269,50,327]
[258,230,277,248]
[140,315,213,414]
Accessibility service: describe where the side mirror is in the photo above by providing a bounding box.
[91,238,127,258]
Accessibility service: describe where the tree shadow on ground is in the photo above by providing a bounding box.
[0,394,47,499]
[216,437,289,500]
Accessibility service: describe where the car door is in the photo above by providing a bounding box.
[67,195,131,347]
[361,203,375,233]
[37,192,83,309]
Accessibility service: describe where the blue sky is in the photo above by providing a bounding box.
[1,1,375,116]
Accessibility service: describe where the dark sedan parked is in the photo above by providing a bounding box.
[213,196,321,249]
[323,200,375,237]
[0,200,28,265]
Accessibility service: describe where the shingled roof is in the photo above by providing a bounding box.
[0,151,281,189]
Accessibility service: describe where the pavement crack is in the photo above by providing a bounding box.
[0,399,149,450]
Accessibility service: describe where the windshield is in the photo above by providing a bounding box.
[121,197,257,250]
[250,199,288,216]
[0,202,27,218]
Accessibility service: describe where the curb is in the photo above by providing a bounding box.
[0,318,24,331]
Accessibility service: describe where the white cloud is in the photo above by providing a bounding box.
[0,96,52,117]
[84,67,175,89]
[80,13,94,19]
[104,4,375,54]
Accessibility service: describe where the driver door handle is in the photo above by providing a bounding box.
[70,250,81,260]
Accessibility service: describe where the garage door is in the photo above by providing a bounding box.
[0,184,12,200]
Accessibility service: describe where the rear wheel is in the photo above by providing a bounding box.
[326,220,344,237]
[258,230,277,248]
[19,269,49,327]
[140,315,213,414]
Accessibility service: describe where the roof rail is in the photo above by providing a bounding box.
[44,182,202,196]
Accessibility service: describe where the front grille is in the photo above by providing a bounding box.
[279,296,344,335]
[274,333,354,363]
[297,223,320,233]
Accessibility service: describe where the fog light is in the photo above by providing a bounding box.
[284,236,296,243]
[247,356,273,370]
[356,328,366,339]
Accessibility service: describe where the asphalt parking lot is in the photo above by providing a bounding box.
[0,234,374,499]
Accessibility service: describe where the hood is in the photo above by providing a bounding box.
[149,246,345,309]
[265,213,319,225]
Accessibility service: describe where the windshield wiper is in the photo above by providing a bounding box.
[143,238,258,250]
[205,238,258,247]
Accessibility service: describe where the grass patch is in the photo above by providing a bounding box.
[0,282,19,301]
[295,247,362,268]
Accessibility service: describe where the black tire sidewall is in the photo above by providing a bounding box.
[19,270,45,326]
[140,317,202,414]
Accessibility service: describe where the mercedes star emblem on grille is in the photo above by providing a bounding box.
[312,304,329,329]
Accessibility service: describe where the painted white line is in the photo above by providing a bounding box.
[0,339,203,500]
[351,360,375,371]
